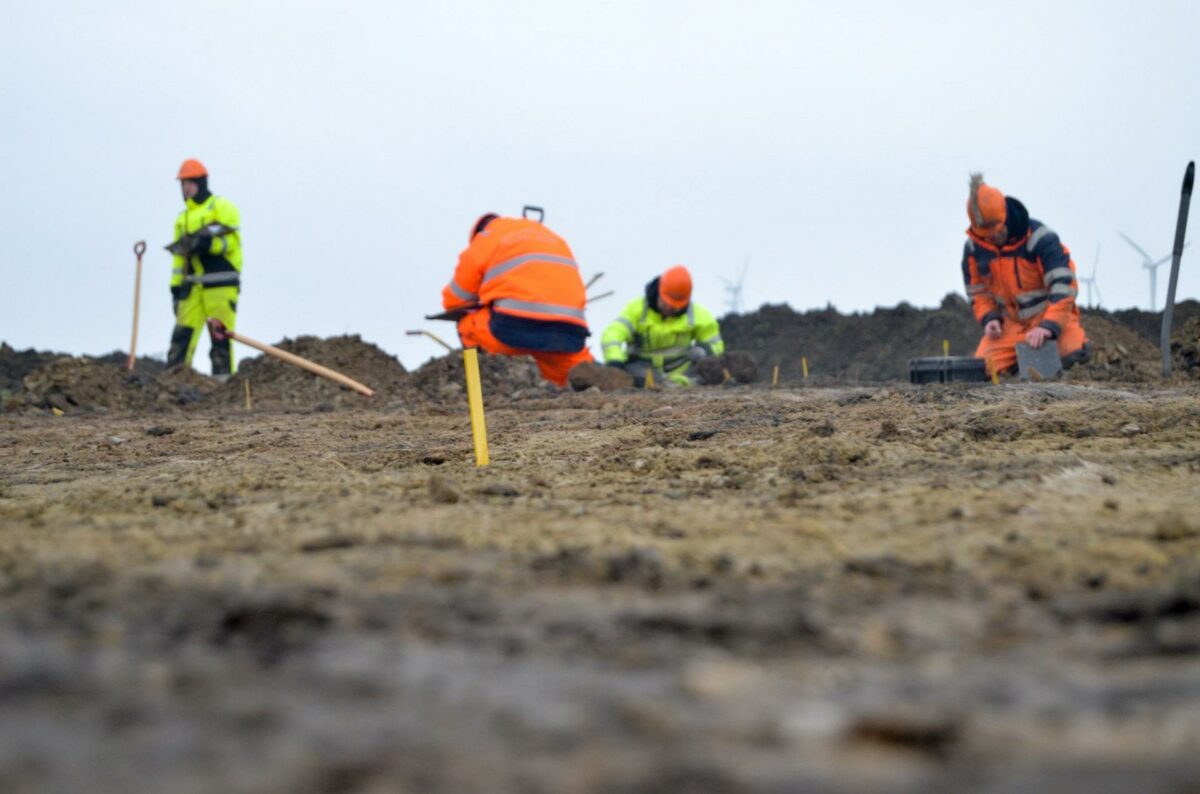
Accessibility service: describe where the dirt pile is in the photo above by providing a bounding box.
[223,335,408,410]
[721,294,982,383]
[1092,299,1200,344]
[8,358,223,414]
[0,343,64,395]
[1171,315,1200,377]
[721,293,1196,383]
[408,350,544,401]
[1065,314,1161,381]
[91,350,168,376]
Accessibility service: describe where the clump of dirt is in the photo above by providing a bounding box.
[1170,315,1200,378]
[568,361,634,391]
[408,351,544,401]
[695,351,760,385]
[222,335,408,410]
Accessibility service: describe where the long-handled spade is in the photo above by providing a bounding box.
[126,241,146,371]
[1161,161,1194,377]
[206,319,375,397]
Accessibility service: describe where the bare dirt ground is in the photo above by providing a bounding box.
[2,380,1199,793]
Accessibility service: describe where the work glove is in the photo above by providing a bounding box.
[686,346,708,363]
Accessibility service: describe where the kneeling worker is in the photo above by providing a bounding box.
[442,213,593,387]
[601,266,724,386]
[962,174,1089,374]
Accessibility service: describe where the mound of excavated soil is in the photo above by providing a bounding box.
[722,293,1187,383]
[409,351,545,401]
[0,343,64,395]
[222,335,408,410]
[15,358,150,413]
[91,351,168,376]
[1065,314,1161,381]
[721,294,983,383]
[1170,315,1200,378]
[1092,300,1200,344]
[9,358,223,414]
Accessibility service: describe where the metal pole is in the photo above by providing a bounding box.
[1162,161,1194,377]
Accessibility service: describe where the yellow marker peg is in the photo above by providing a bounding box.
[943,339,950,357]
[244,379,253,411]
[722,368,732,384]
[462,347,490,466]
[771,364,780,387]
[801,356,809,380]
[988,356,999,384]
[645,368,655,390]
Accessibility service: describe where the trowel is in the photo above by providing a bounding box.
[1015,341,1062,381]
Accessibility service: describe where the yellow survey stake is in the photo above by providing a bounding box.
[462,347,490,466]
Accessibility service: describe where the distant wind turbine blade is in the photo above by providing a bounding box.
[1151,253,1173,268]
[1118,231,1153,262]
[1092,243,1100,278]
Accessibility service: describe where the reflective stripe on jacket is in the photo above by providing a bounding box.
[600,297,724,368]
[961,214,1080,338]
[441,217,588,328]
[172,195,242,289]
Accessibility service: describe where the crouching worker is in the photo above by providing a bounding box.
[601,266,724,386]
[962,174,1089,375]
[442,213,593,387]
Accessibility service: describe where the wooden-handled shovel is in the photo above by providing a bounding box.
[206,320,376,397]
[126,241,147,371]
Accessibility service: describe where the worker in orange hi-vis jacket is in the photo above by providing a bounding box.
[441,213,594,387]
[961,174,1090,375]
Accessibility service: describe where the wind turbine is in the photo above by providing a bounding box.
[722,257,749,315]
[1078,243,1102,308]
[1118,232,1184,311]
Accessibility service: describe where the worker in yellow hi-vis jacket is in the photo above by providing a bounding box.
[601,265,724,386]
[166,158,242,379]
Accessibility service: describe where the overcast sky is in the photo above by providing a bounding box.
[2,1,1197,369]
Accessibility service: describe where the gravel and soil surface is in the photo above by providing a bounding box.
[2,301,1200,792]
[2,379,1199,793]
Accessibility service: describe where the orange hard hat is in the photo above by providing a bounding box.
[966,172,1006,235]
[177,158,208,180]
[658,265,693,311]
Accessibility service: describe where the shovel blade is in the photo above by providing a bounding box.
[1015,341,1062,381]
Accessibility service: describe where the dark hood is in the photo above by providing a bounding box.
[1003,196,1030,244]
[644,276,661,313]
[183,176,211,205]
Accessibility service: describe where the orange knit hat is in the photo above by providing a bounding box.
[967,173,1006,235]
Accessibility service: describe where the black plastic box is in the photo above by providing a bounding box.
[908,356,989,384]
